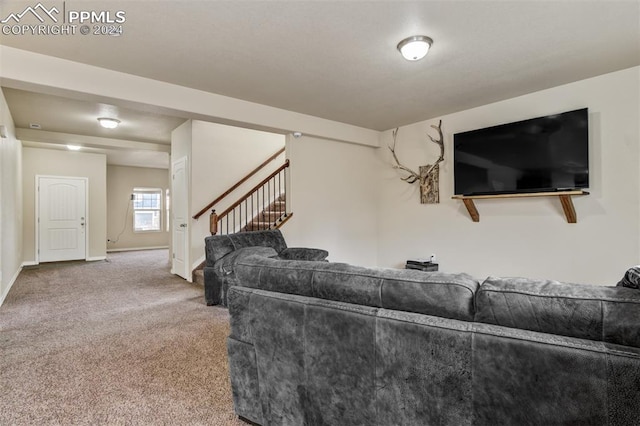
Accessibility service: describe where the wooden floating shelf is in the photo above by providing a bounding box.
[452,190,589,223]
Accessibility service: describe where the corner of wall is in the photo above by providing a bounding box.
[0,87,24,306]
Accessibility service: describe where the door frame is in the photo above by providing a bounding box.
[35,175,89,265]
[171,156,190,281]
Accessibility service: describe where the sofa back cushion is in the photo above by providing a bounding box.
[204,229,287,266]
[475,277,640,348]
[234,255,479,321]
[205,235,235,266]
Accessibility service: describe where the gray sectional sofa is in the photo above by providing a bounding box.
[226,254,640,425]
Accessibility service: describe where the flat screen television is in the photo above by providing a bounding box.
[453,108,589,196]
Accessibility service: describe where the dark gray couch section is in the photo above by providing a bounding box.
[606,343,640,423]
[304,302,378,425]
[251,293,307,425]
[203,229,329,306]
[381,271,477,321]
[227,280,254,344]
[231,288,379,425]
[227,286,640,425]
[205,230,288,266]
[375,310,474,426]
[207,246,278,306]
[235,255,479,321]
[475,277,640,348]
[603,300,640,348]
[472,325,608,425]
[227,339,263,424]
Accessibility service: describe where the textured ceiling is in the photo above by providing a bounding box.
[3,88,185,144]
[3,87,185,168]
[1,0,638,132]
[2,0,640,170]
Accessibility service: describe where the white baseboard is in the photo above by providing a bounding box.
[192,254,206,271]
[0,264,23,307]
[107,246,169,253]
[86,256,107,262]
[22,258,108,265]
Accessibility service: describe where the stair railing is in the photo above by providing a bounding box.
[192,147,285,221]
[211,160,290,235]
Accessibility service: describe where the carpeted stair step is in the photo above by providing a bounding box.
[235,193,288,234]
[241,222,273,232]
[193,268,205,286]
[260,210,285,220]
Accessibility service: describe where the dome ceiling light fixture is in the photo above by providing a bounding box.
[397,35,433,61]
[97,117,120,129]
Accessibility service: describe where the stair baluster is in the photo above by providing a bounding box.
[207,160,291,235]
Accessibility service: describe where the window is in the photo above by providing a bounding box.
[133,188,162,232]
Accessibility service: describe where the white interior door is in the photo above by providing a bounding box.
[38,176,87,263]
[171,157,189,280]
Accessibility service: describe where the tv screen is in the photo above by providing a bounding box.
[453,108,589,196]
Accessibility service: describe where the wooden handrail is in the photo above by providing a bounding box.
[217,160,290,220]
[192,147,285,219]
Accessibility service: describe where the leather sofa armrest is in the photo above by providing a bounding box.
[278,247,329,261]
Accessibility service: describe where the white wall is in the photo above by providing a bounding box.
[106,165,170,251]
[285,135,379,267]
[0,88,23,306]
[377,67,640,286]
[22,147,107,263]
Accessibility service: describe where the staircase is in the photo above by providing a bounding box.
[241,195,289,232]
[210,159,291,236]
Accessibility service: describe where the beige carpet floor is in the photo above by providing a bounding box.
[0,249,245,425]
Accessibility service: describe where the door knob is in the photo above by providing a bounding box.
[179,223,187,228]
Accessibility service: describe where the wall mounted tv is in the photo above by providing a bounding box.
[453,108,589,196]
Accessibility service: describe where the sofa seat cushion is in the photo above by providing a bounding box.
[234,255,479,321]
[475,277,640,347]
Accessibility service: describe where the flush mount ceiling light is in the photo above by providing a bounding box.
[97,117,120,129]
[66,144,82,151]
[397,35,433,61]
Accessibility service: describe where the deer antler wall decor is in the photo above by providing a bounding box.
[388,120,444,204]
